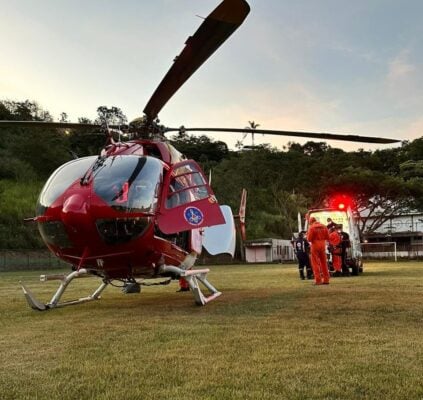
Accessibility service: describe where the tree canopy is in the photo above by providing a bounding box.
[0,99,422,249]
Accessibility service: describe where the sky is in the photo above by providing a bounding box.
[1,0,423,152]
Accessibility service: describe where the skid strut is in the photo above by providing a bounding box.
[160,264,221,306]
[20,268,108,311]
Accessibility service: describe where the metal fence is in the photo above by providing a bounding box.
[1,243,422,272]
[0,250,70,271]
[361,243,423,261]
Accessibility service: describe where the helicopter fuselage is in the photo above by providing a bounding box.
[35,140,224,280]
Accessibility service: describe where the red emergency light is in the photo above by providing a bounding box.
[329,194,354,210]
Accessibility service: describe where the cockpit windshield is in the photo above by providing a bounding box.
[93,155,163,213]
[37,156,97,215]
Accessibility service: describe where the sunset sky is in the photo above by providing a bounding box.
[1,0,422,151]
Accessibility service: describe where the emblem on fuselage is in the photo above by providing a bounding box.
[184,206,204,226]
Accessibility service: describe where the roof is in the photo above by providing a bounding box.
[244,238,291,247]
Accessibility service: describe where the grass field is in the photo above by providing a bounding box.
[1,261,423,400]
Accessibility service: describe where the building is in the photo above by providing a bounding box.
[361,211,423,258]
[244,238,294,263]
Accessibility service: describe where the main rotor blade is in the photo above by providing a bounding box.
[0,121,102,130]
[143,0,250,120]
[165,127,401,144]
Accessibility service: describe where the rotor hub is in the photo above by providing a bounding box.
[128,116,166,140]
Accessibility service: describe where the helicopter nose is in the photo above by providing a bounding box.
[61,194,91,231]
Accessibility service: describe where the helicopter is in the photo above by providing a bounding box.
[0,0,400,311]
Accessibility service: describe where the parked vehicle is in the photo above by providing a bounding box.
[305,207,363,275]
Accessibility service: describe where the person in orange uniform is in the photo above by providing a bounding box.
[328,225,343,277]
[307,217,330,285]
[177,278,190,292]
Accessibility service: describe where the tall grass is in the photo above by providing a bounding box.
[0,261,422,399]
[0,179,44,248]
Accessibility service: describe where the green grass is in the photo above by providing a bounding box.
[1,261,423,400]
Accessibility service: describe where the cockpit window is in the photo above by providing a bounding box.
[93,155,163,213]
[165,162,209,209]
[37,156,97,215]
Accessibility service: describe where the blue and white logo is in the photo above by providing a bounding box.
[184,207,204,226]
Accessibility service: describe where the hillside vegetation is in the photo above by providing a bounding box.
[1,100,422,248]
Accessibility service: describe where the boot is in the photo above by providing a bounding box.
[341,264,350,276]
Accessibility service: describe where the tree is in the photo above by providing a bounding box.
[212,146,314,239]
[95,106,127,126]
[242,120,260,147]
[169,134,229,173]
[403,137,423,161]
[323,167,423,236]
[0,100,52,121]
[400,160,423,180]
[269,188,309,237]
[0,100,67,179]
[0,100,52,123]
[59,112,69,123]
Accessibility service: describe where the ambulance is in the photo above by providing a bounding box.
[305,204,363,276]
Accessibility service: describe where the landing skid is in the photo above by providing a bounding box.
[20,254,221,310]
[160,264,221,306]
[20,268,108,311]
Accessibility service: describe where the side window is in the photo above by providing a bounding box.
[165,163,209,209]
[157,159,224,235]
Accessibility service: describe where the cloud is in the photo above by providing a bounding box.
[387,49,416,84]
[403,117,423,141]
[384,48,423,117]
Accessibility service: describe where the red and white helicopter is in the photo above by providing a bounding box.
[0,0,398,310]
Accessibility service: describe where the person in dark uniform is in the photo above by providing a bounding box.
[293,231,313,280]
[339,225,351,276]
[327,217,336,230]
